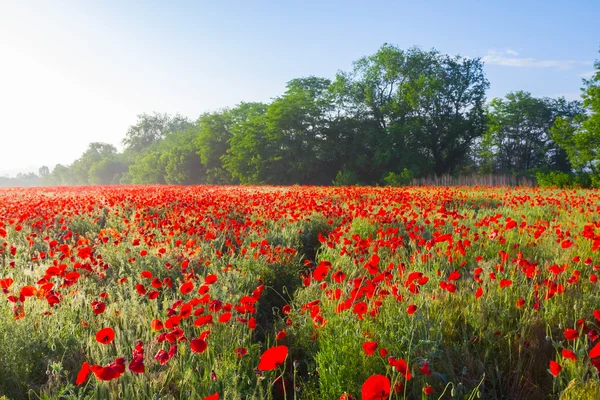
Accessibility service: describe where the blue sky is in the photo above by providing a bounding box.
[0,0,598,176]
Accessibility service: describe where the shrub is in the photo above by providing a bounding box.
[535,171,592,188]
[382,168,414,186]
[332,169,360,186]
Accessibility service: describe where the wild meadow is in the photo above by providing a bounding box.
[1,185,600,400]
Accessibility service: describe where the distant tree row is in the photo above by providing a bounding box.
[3,44,599,188]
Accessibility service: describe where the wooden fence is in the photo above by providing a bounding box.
[411,174,537,187]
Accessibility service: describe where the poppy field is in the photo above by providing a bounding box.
[2,185,600,400]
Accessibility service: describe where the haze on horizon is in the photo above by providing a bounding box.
[0,0,598,177]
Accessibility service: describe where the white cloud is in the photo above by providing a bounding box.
[482,50,589,70]
[581,70,597,79]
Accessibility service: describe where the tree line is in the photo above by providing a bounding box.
[3,44,599,188]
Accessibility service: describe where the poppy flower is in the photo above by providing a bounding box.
[141,270,153,279]
[234,347,248,358]
[423,385,434,395]
[76,362,91,385]
[388,357,411,380]
[420,361,432,376]
[362,341,378,356]
[361,374,390,400]
[258,345,288,371]
[475,287,483,299]
[129,356,145,374]
[549,360,561,376]
[313,264,329,281]
[564,328,579,341]
[135,284,146,295]
[561,349,577,361]
[180,281,194,295]
[92,301,106,315]
[203,394,219,400]
[407,304,417,315]
[590,342,600,358]
[95,327,115,345]
[151,318,164,331]
[190,338,208,354]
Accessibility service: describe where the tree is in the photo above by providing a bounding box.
[262,77,337,184]
[483,92,581,175]
[196,109,236,184]
[88,158,128,185]
[161,128,205,185]
[49,164,77,185]
[551,54,600,180]
[38,166,50,177]
[330,45,430,182]
[221,103,270,184]
[406,53,489,175]
[127,152,166,184]
[71,142,118,185]
[123,113,192,155]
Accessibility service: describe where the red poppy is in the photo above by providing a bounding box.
[590,342,600,358]
[91,301,106,315]
[155,349,170,365]
[561,349,577,361]
[129,356,145,374]
[388,357,411,380]
[234,347,248,358]
[135,284,146,295]
[190,338,208,354]
[361,374,390,400]
[475,287,483,299]
[313,264,329,281]
[218,312,232,323]
[407,304,417,315]
[258,345,288,371]
[151,318,164,331]
[420,361,432,376]
[203,394,219,400]
[20,286,36,297]
[180,281,194,295]
[141,270,153,279]
[165,316,181,329]
[564,328,579,341]
[362,341,378,356]
[90,358,125,381]
[76,362,91,385]
[549,360,561,376]
[95,327,115,345]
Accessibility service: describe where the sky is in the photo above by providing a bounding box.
[0,0,598,176]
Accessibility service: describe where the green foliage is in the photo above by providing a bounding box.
[4,46,599,187]
[551,55,600,178]
[535,171,572,188]
[128,151,166,184]
[332,169,360,186]
[484,92,583,176]
[382,168,414,186]
[88,158,128,185]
